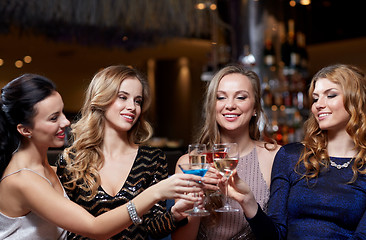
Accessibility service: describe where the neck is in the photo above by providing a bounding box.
[327,130,356,157]
[15,141,49,167]
[103,127,137,161]
[220,130,255,157]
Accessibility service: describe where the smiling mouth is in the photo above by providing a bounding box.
[318,113,330,118]
[223,114,239,118]
[122,114,134,121]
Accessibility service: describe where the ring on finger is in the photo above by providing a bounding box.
[187,180,190,187]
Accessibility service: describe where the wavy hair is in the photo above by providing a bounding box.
[63,65,153,198]
[297,64,366,182]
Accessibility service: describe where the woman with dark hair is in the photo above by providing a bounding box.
[57,65,212,239]
[173,64,280,240]
[229,64,366,239]
[0,73,204,240]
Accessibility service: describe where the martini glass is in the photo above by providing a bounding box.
[213,143,240,212]
[179,162,211,216]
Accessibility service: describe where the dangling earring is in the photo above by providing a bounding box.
[27,135,31,139]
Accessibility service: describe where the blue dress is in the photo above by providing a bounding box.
[248,142,366,240]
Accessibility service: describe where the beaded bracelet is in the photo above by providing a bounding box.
[127,201,143,225]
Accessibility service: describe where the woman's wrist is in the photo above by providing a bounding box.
[171,205,186,222]
[242,194,259,219]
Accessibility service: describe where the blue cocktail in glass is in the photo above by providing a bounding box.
[179,163,210,216]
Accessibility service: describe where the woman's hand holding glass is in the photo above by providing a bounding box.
[178,162,211,216]
[226,169,259,218]
[155,173,204,201]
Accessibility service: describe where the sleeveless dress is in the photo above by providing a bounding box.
[0,168,67,240]
[198,147,269,239]
[58,146,182,240]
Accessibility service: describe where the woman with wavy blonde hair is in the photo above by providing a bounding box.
[173,64,279,240]
[0,73,203,240]
[58,65,210,240]
[228,64,366,239]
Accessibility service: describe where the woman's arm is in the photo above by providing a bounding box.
[228,145,294,240]
[143,149,190,238]
[13,169,203,240]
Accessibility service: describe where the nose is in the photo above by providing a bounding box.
[126,99,136,111]
[225,99,236,110]
[314,96,326,110]
[60,113,70,128]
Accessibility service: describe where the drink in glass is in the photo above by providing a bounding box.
[179,162,211,216]
[213,143,240,212]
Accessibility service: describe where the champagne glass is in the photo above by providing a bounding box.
[203,146,221,197]
[213,143,240,212]
[178,162,211,216]
[189,144,207,164]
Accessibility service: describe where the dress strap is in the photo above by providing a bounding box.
[0,168,52,185]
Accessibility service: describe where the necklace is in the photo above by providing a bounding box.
[329,159,353,169]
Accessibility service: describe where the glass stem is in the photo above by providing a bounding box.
[224,175,229,206]
[193,186,199,211]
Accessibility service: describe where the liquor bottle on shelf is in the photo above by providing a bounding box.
[297,31,309,75]
[239,45,256,68]
[263,38,276,68]
[281,19,300,74]
[262,76,273,108]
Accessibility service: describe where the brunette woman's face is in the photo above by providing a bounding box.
[104,77,143,132]
[215,73,256,133]
[30,91,70,148]
[311,78,350,132]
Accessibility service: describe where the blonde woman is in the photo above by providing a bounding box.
[0,74,202,240]
[173,64,280,239]
[58,65,214,239]
[229,64,366,239]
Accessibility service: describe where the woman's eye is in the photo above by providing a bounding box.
[217,96,225,100]
[328,94,337,99]
[135,99,142,105]
[50,115,59,122]
[312,98,318,103]
[118,95,127,100]
[237,96,247,100]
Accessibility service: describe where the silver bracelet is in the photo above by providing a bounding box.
[127,201,143,225]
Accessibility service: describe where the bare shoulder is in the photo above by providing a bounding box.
[4,169,51,192]
[255,141,281,162]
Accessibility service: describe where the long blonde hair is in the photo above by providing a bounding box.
[63,65,153,198]
[298,64,366,182]
[197,64,276,224]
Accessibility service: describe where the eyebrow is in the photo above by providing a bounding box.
[118,91,143,98]
[312,88,338,96]
[217,90,249,94]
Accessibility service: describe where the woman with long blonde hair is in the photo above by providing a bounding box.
[58,65,214,239]
[173,64,279,240]
[229,64,366,239]
[0,73,202,240]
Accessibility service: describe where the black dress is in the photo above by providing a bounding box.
[57,146,180,240]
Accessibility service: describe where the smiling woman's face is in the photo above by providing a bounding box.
[30,91,70,148]
[104,77,143,133]
[311,77,350,132]
[215,73,256,133]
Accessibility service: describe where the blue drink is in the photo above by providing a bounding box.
[181,168,208,177]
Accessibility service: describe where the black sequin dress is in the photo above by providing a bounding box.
[57,146,179,240]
